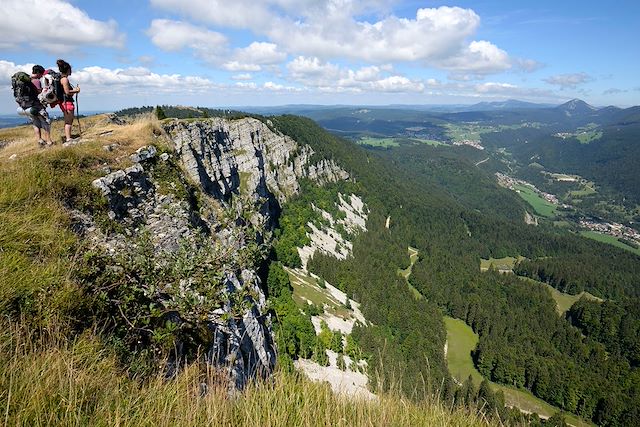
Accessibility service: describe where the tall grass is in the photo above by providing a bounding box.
[0,322,491,427]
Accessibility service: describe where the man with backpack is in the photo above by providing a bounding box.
[12,67,54,147]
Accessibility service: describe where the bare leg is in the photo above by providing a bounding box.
[33,125,43,145]
[63,110,74,141]
[42,125,53,145]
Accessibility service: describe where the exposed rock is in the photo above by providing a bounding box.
[297,194,368,270]
[163,118,349,228]
[9,154,17,160]
[524,210,539,226]
[103,143,119,151]
[105,113,127,125]
[62,138,84,147]
[130,145,157,163]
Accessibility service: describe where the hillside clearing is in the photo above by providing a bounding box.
[513,184,557,218]
[580,231,640,256]
[479,256,524,273]
[444,317,592,426]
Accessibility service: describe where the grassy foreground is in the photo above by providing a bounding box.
[0,324,492,427]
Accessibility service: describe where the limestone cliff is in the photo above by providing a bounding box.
[85,117,352,389]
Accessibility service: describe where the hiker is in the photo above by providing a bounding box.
[31,65,53,124]
[12,69,53,147]
[56,59,80,142]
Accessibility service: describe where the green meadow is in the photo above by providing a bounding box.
[513,184,557,218]
[580,231,640,256]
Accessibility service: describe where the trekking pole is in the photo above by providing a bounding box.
[75,92,82,135]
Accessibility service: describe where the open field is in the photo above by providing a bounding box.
[513,184,557,218]
[398,247,423,300]
[579,231,640,256]
[576,130,603,144]
[444,123,540,143]
[444,317,592,426]
[356,137,399,147]
[479,256,524,272]
[444,317,484,385]
[520,277,602,314]
[409,138,446,146]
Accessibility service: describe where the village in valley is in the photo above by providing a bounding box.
[495,172,640,250]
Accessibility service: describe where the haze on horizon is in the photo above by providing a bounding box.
[1,0,638,114]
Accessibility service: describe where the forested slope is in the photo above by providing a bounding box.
[271,115,640,426]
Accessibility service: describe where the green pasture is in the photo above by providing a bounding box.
[445,317,592,426]
[580,231,640,256]
[479,256,523,272]
[520,277,602,314]
[357,137,400,147]
[576,130,603,144]
[410,138,446,146]
[513,184,557,218]
[399,247,423,300]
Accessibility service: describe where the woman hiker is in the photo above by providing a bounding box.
[56,59,81,143]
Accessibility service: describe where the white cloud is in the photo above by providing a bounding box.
[235,82,257,89]
[286,56,423,93]
[544,72,593,89]
[0,0,124,52]
[222,42,287,72]
[232,74,253,81]
[232,42,287,65]
[150,0,274,29]
[149,2,515,77]
[222,62,262,72]
[147,19,227,61]
[474,82,518,93]
[440,40,512,79]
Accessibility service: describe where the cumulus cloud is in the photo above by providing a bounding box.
[147,20,227,62]
[150,1,516,77]
[544,72,593,89]
[286,56,423,93]
[222,62,262,72]
[439,40,512,80]
[0,0,124,52]
[231,73,253,81]
[222,42,287,71]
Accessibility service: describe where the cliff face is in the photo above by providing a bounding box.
[87,117,351,389]
[164,118,349,228]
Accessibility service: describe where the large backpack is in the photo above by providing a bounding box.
[11,71,38,109]
[39,70,64,105]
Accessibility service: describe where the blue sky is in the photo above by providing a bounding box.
[1,0,638,113]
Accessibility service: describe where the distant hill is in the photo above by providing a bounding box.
[467,99,554,111]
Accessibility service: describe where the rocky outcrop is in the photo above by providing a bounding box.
[163,117,349,227]
[90,145,275,389]
[85,117,353,390]
[297,194,368,270]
